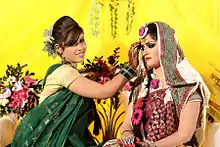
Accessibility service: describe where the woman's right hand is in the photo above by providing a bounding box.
[128,41,141,70]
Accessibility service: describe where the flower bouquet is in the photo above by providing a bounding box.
[0,63,42,118]
[83,47,130,103]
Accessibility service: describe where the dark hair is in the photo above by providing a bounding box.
[52,16,83,47]
[146,23,157,41]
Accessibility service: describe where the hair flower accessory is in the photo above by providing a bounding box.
[42,26,57,58]
[150,79,160,89]
[139,23,148,39]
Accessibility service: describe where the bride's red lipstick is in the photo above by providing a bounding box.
[145,57,151,60]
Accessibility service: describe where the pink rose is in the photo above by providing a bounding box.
[139,26,145,37]
[24,76,36,86]
[12,87,29,101]
[9,99,20,109]
[10,87,29,109]
[138,24,148,39]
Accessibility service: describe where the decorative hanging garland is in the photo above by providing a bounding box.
[90,0,135,39]
[90,0,104,37]
[109,0,119,39]
[126,0,135,35]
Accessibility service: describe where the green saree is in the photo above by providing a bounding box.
[11,64,98,147]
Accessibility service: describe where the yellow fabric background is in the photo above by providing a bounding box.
[0,0,220,138]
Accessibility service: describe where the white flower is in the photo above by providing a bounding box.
[7,76,16,84]
[115,68,121,74]
[43,27,54,43]
[12,81,23,91]
[29,88,34,92]
[21,99,28,108]
[0,88,12,99]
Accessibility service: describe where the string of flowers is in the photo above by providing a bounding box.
[89,0,136,39]
[109,0,119,39]
[0,63,42,118]
[90,0,104,37]
[126,0,135,35]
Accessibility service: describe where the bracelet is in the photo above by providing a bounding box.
[120,66,137,80]
[125,66,137,76]
[120,129,134,136]
[120,68,132,80]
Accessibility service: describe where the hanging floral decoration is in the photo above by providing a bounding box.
[126,0,135,35]
[90,0,135,39]
[109,0,119,39]
[90,0,104,37]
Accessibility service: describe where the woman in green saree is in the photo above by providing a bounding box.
[11,16,139,147]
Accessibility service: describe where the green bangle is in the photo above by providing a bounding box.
[120,69,131,80]
[125,66,137,76]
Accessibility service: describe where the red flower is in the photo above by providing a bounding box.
[135,137,141,145]
[134,98,144,109]
[10,87,30,109]
[107,55,116,65]
[97,57,103,65]
[9,99,20,109]
[17,87,29,100]
[102,62,109,75]
[99,76,109,84]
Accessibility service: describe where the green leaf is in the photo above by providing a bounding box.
[25,70,29,76]
[29,72,35,76]
[86,59,91,63]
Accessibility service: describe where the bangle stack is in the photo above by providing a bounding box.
[120,66,137,80]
